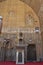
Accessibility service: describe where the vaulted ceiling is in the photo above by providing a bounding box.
[20,0,43,32]
[20,0,43,42]
[0,0,42,14]
[20,0,41,14]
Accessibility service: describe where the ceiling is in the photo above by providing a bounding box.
[20,0,42,14]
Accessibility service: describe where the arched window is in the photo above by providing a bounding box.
[25,15,34,27]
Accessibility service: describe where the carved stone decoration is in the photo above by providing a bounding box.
[25,14,34,27]
[8,10,15,17]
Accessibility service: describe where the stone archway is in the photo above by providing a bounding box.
[27,44,36,61]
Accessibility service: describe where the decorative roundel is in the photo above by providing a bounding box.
[25,14,34,25]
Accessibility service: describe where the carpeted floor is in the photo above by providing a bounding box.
[0,62,43,65]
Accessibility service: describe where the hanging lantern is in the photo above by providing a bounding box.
[0,16,3,33]
[35,27,40,33]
